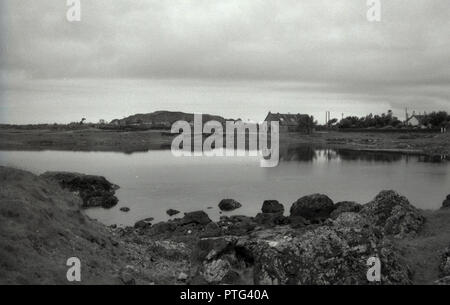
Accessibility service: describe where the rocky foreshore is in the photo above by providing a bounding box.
[121,191,426,284]
[1,165,449,285]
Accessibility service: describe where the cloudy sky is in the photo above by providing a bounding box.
[0,0,449,123]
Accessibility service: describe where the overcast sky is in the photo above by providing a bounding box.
[0,0,449,123]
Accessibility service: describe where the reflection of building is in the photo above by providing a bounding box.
[264,112,314,133]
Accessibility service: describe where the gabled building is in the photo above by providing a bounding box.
[264,112,314,133]
[406,114,426,128]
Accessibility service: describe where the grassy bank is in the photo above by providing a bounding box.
[0,126,449,157]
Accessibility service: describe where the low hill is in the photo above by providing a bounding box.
[110,110,234,127]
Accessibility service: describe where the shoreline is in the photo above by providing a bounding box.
[0,127,449,159]
[1,165,449,285]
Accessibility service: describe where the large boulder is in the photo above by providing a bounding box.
[218,199,242,211]
[330,201,362,219]
[442,195,450,209]
[182,211,212,225]
[194,213,411,285]
[289,194,334,223]
[166,209,180,216]
[261,200,284,214]
[360,190,425,238]
[41,171,119,209]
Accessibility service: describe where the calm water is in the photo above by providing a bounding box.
[0,147,449,226]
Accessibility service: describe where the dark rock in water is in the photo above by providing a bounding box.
[330,201,362,219]
[218,199,242,211]
[182,211,211,225]
[360,190,425,238]
[120,207,130,212]
[261,200,284,214]
[442,195,450,209]
[289,194,334,222]
[166,209,180,216]
[41,171,119,209]
[134,217,154,229]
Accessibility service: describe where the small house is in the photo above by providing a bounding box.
[264,112,314,133]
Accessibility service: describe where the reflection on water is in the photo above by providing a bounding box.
[280,145,448,163]
[0,145,449,227]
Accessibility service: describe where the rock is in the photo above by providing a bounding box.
[332,212,370,228]
[196,237,233,261]
[166,209,180,216]
[442,195,450,209]
[330,201,362,219]
[288,216,309,228]
[201,222,222,237]
[218,199,242,211]
[41,171,119,209]
[360,190,425,238]
[202,259,231,283]
[194,215,411,285]
[255,212,288,227]
[177,272,188,282]
[289,194,334,222]
[134,217,154,229]
[182,211,212,225]
[218,215,257,235]
[261,200,284,214]
[119,272,136,285]
[120,207,130,212]
[435,276,450,285]
[439,245,450,278]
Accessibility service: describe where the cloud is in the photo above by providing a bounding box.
[0,0,449,121]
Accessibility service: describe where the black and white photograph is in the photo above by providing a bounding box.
[1,0,450,293]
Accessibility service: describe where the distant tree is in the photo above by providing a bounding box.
[327,118,338,127]
[427,111,448,127]
[338,110,401,129]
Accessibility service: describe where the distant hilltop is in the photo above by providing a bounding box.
[110,111,235,128]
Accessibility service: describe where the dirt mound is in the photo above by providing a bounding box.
[0,166,188,284]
